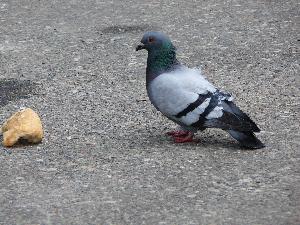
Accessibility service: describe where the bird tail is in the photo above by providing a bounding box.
[227,130,265,149]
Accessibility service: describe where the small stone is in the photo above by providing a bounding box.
[1,108,44,147]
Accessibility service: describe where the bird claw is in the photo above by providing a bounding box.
[166,130,190,137]
[167,131,195,143]
[174,135,194,143]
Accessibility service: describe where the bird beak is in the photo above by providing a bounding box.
[136,44,145,51]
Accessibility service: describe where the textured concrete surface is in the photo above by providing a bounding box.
[0,0,299,224]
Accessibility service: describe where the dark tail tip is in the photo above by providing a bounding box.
[227,130,265,149]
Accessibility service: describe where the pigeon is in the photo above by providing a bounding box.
[136,31,264,149]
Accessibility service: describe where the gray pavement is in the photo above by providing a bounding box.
[0,0,299,224]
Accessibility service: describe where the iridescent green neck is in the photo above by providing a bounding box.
[146,43,178,79]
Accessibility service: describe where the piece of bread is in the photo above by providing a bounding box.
[1,108,43,147]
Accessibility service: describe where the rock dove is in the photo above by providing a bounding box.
[136,31,264,149]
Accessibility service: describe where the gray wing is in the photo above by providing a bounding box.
[170,89,260,132]
[204,102,260,132]
[202,92,260,132]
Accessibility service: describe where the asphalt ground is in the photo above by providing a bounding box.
[0,0,299,224]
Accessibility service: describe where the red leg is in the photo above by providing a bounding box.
[174,132,194,143]
[166,130,190,137]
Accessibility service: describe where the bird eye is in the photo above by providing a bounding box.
[148,36,155,43]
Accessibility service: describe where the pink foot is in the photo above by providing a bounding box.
[174,132,195,143]
[174,136,194,143]
[166,130,190,137]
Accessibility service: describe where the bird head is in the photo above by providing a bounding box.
[136,31,174,52]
